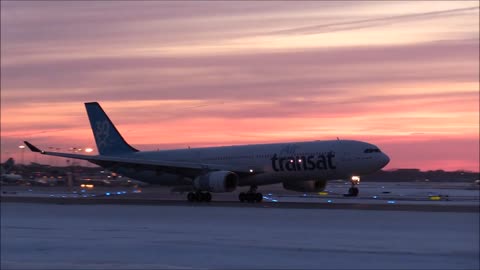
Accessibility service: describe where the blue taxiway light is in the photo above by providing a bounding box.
[387,200,396,204]
[373,196,378,199]
[116,192,122,195]
[271,199,278,202]
[105,192,111,196]
[327,200,333,203]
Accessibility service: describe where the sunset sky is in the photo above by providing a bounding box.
[1,1,479,171]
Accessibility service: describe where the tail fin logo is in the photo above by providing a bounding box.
[94,120,110,149]
[85,102,139,155]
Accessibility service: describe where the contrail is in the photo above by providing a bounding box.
[266,6,479,36]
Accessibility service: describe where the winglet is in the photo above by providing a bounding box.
[24,141,44,153]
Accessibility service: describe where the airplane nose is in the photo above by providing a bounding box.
[381,153,390,167]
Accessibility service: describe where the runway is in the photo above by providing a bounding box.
[1,182,478,212]
[2,202,479,269]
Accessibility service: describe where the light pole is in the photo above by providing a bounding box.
[18,145,25,164]
[48,147,54,166]
[67,147,80,191]
[69,147,78,166]
[84,148,94,167]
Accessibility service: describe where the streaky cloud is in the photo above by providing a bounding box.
[2,39,478,104]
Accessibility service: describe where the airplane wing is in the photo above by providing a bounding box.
[24,141,262,178]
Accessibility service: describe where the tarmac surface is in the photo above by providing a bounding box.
[1,181,479,269]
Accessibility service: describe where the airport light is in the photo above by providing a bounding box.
[85,148,94,153]
[18,145,25,164]
[80,184,94,189]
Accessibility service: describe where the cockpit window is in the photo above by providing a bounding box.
[364,148,381,153]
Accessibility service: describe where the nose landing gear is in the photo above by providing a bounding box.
[344,176,360,197]
[239,186,263,203]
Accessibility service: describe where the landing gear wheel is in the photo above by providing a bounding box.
[195,192,203,202]
[187,192,196,202]
[349,187,359,196]
[345,187,359,197]
[204,192,212,202]
[255,193,263,202]
[348,187,358,197]
[239,191,263,203]
[239,192,246,202]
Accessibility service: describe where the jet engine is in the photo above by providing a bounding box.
[282,180,327,192]
[193,171,238,193]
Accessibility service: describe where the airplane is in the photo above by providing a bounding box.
[24,102,390,202]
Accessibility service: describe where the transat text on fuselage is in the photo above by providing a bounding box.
[271,152,336,172]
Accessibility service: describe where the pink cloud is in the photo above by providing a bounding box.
[1,2,478,172]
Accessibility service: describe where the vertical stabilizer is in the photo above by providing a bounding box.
[85,102,139,155]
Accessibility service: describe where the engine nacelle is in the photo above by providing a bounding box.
[193,171,238,193]
[282,180,327,192]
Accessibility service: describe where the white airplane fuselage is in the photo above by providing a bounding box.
[112,139,389,187]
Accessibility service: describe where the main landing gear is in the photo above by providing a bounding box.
[239,186,263,203]
[344,176,360,197]
[187,191,212,202]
